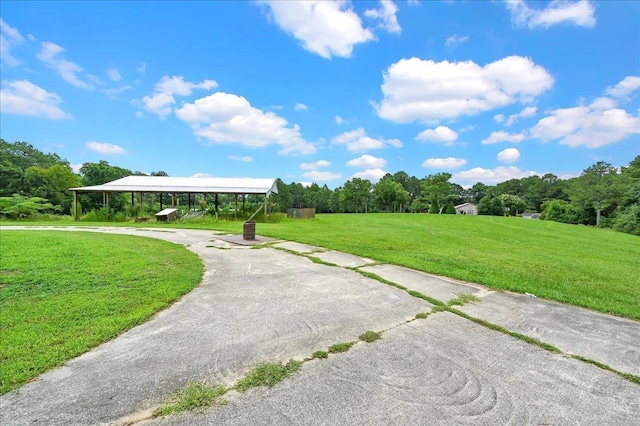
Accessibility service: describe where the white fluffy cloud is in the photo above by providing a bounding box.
[422,157,467,168]
[453,166,538,186]
[415,126,458,144]
[606,76,640,98]
[0,18,25,66]
[335,115,345,125]
[300,160,331,170]
[445,34,469,47]
[332,128,402,152]
[0,80,72,119]
[365,1,401,34]
[507,0,596,29]
[36,41,95,89]
[375,56,554,123]
[294,103,308,111]
[85,142,127,155]
[505,106,537,126]
[175,92,316,155]
[346,154,387,168]
[349,168,388,182]
[141,75,218,117]
[228,155,254,162]
[497,148,521,163]
[259,1,375,59]
[529,97,640,148]
[494,114,505,123]
[303,170,342,181]
[482,130,526,145]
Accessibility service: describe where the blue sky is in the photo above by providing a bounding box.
[1,0,639,187]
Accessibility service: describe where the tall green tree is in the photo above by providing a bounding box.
[569,161,622,226]
[374,177,409,212]
[497,194,526,216]
[25,164,81,214]
[0,140,70,197]
[342,178,372,213]
[79,160,132,212]
[469,182,490,204]
[421,173,453,213]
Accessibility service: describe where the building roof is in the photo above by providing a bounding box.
[454,202,477,208]
[70,176,279,195]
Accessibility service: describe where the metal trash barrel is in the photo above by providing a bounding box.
[243,221,256,240]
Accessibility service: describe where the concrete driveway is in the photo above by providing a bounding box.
[1,226,638,425]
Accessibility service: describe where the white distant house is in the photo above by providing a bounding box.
[455,202,478,215]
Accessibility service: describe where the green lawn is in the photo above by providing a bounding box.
[0,220,636,403]
[0,231,203,394]
[202,214,640,320]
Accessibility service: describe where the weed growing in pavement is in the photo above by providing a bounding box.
[406,290,445,306]
[447,293,480,306]
[306,256,337,267]
[312,351,329,359]
[359,331,382,343]
[234,360,303,392]
[353,269,408,291]
[328,342,355,353]
[153,382,227,417]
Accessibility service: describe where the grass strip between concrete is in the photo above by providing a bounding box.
[570,355,640,385]
[154,328,389,418]
[154,241,640,419]
[333,255,640,386]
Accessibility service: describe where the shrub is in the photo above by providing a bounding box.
[428,196,440,214]
[541,199,579,224]
[0,194,58,219]
[444,202,456,214]
[614,204,640,235]
[81,207,127,222]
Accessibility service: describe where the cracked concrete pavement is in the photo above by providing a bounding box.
[0,226,638,425]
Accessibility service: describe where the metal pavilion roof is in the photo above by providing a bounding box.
[70,176,279,195]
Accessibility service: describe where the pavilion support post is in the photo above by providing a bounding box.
[105,192,109,209]
[139,192,143,216]
[215,194,219,214]
[202,193,207,212]
[131,193,134,207]
[234,194,238,220]
[171,193,175,207]
[242,194,246,216]
[188,193,191,211]
[160,193,163,210]
[73,191,78,221]
[264,195,267,216]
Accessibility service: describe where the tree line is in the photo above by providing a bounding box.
[1,139,638,235]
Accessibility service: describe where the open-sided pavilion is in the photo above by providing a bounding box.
[69,176,279,221]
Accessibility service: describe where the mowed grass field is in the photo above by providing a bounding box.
[203,214,640,320]
[0,231,203,394]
